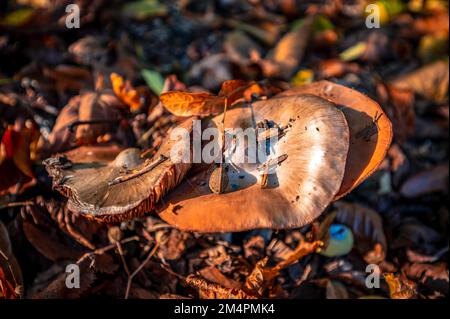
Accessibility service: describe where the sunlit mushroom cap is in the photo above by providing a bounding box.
[44,119,194,222]
[279,81,393,198]
[158,94,350,232]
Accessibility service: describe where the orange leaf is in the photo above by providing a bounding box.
[159,91,225,116]
[0,267,17,299]
[384,273,417,299]
[111,73,142,112]
[0,125,38,195]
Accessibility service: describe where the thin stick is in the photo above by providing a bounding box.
[116,242,131,276]
[76,236,139,265]
[68,119,120,132]
[108,155,168,186]
[0,201,34,210]
[218,98,228,193]
[124,241,160,299]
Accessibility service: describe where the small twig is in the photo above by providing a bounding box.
[124,241,160,299]
[108,155,168,186]
[218,98,229,194]
[68,119,121,132]
[160,263,186,281]
[0,201,35,211]
[115,242,131,277]
[64,211,95,250]
[76,236,139,265]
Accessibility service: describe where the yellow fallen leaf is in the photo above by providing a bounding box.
[111,73,143,112]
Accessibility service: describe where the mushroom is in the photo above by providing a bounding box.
[44,119,194,222]
[44,81,392,233]
[279,81,393,198]
[158,94,350,232]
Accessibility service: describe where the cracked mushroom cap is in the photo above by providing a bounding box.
[279,81,393,198]
[44,119,194,222]
[158,94,350,232]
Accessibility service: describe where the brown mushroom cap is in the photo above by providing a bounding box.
[44,119,194,222]
[157,94,350,232]
[279,81,393,198]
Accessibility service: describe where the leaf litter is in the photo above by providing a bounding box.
[0,0,448,300]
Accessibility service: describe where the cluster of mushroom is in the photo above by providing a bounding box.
[44,81,392,233]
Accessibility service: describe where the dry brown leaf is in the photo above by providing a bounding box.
[262,16,313,78]
[186,274,256,299]
[376,82,415,143]
[391,60,449,103]
[111,72,143,112]
[400,163,449,198]
[159,91,224,117]
[325,280,349,299]
[23,219,81,262]
[333,202,387,264]
[0,124,39,196]
[403,262,449,295]
[33,262,96,299]
[0,222,23,299]
[384,273,417,299]
[160,79,251,117]
[198,266,241,290]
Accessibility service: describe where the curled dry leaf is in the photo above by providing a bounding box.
[160,91,225,117]
[384,272,417,299]
[376,82,415,143]
[38,90,124,154]
[33,260,96,299]
[390,60,449,103]
[0,123,39,196]
[400,163,449,198]
[22,218,81,262]
[403,262,449,295]
[159,79,251,117]
[111,73,143,112]
[333,201,387,264]
[186,274,256,299]
[280,80,393,198]
[44,119,194,222]
[0,221,23,299]
[261,16,313,79]
[159,94,349,232]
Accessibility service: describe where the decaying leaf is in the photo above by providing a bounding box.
[384,272,417,299]
[159,79,251,117]
[261,16,314,78]
[186,274,256,299]
[376,82,415,143]
[37,90,124,154]
[159,91,224,117]
[391,60,449,103]
[111,73,143,112]
[0,123,39,196]
[400,163,449,198]
[0,221,23,299]
[333,202,387,264]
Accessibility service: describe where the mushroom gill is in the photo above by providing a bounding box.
[157,94,350,232]
[44,119,194,222]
